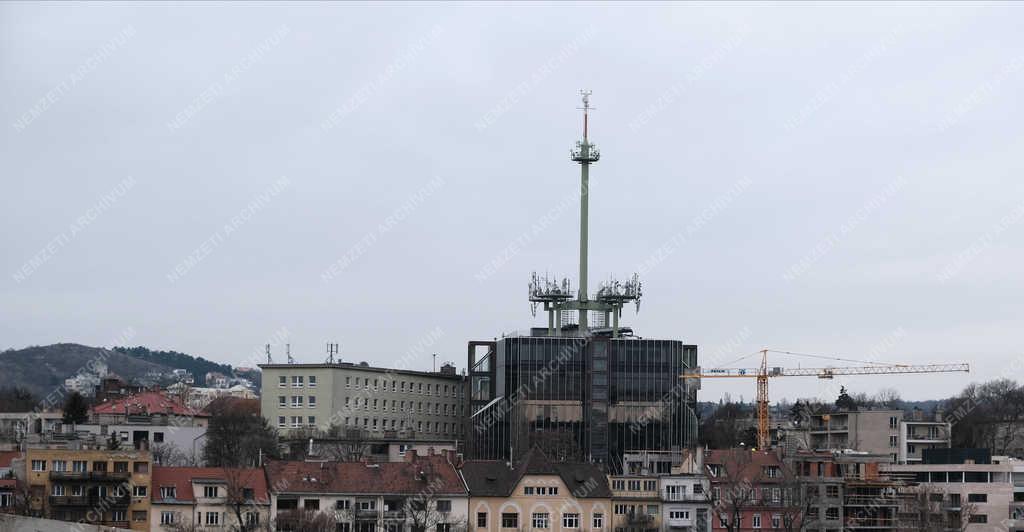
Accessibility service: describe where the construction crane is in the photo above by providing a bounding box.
[680,348,970,450]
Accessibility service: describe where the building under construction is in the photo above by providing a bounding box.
[465,92,699,473]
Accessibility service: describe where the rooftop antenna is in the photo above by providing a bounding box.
[286,344,294,364]
[326,342,339,364]
[526,91,641,338]
[265,344,273,364]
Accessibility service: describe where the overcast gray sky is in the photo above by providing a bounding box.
[3,2,1022,403]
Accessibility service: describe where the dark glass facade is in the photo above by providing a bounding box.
[467,336,698,473]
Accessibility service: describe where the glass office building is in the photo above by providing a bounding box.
[467,335,698,473]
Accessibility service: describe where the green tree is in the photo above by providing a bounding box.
[62,391,89,425]
[835,386,858,411]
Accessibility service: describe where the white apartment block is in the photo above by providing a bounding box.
[259,362,465,441]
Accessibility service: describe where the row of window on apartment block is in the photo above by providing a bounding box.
[156,484,252,500]
[481,511,598,529]
[277,395,463,417]
[276,415,461,435]
[55,510,148,524]
[159,510,259,526]
[49,484,148,497]
[30,459,149,473]
[278,375,463,398]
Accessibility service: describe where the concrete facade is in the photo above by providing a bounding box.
[885,458,1015,531]
[808,410,902,462]
[258,363,465,441]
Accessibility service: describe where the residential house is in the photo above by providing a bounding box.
[705,449,793,532]
[461,447,612,532]
[660,448,712,532]
[149,466,270,531]
[265,448,468,532]
[25,447,153,530]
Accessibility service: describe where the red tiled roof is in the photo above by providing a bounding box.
[264,454,466,496]
[92,391,205,417]
[151,466,269,504]
[705,449,784,483]
[0,451,21,469]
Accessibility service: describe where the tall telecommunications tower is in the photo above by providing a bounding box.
[528,91,641,337]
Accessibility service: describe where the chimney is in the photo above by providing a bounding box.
[404,449,418,463]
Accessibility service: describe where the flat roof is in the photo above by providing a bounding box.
[257,363,462,380]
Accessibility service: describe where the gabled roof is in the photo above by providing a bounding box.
[264,454,466,496]
[461,447,611,498]
[92,391,204,417]
[151,467,269,504]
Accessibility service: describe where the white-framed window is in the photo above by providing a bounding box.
[346,376,351,388]
[72,460,87,472]
[205,511,220,525]
[245,511,260,525]
[291,416,302,428]
[593,513,603,529]
[160,511,177,524]
[308,416,316,427]
[160,486,177,499]
[52,484,65,496]
[133,486,147,497]
[291,396,303,408]
[563,513,579,528]
[308,395,317,408]
[292,375,303,388]
[278,376,286,387]
[309,375,317,387]
[278,396,286,407]
[71,485,83,496]
[532,512,549,528]
[31,460,45,471]
[52,460,68,472]
[772,514,781,528]
[278,416,286,428]
[669,510,690,519]
[204,486,218,498]
[752,513,762,528]
[112,510,126,522]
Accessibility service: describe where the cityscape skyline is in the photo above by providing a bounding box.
[3,4,1021,404]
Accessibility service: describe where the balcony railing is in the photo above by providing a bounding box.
[662,493,706,502]
[355,508,380,518]
[50,470,132,481]
[383,510,406,519]
[49,495,90,506]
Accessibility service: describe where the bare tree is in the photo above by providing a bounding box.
[771,462,818,532]
[273,509,336,532]
[900,485,976,532]
[402,459,467,532]
[320,427,371,462]
[223,467,268,532]
[705,448,763,532]
[151,441,196,466]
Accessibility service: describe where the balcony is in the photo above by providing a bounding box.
[49,495,90,506]
[52,470,132,482]
[626,512,654,525]
[662,492,706,502]
[383,510,406,519]
[48,471,89,481]
[355,508,380,519]
[49,494,130,507]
